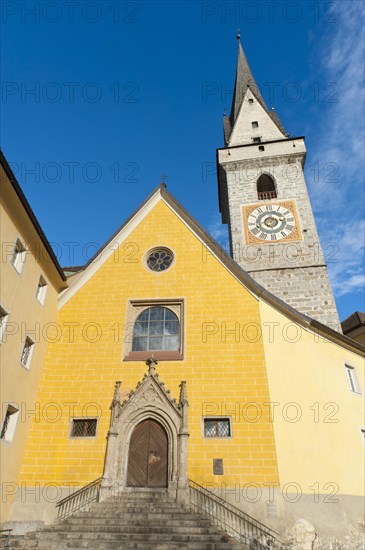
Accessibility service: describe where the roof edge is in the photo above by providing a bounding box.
[0,149,67,282]
[217,136,305,153]
[83,184,167,268]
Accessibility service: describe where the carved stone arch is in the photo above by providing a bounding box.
[101,359,189,503]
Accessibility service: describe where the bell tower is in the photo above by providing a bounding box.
[217,37,340,329]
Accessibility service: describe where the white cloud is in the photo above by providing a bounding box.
[306,4,365,308]
[325,219,365,297]
[307,3,365,214]
[208,213,229,242]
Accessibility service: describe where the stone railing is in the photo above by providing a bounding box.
[56,477,102,520]
[258,191,277,200]
[189,479,286,549]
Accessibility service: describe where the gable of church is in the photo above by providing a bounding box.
[19,193,279,491]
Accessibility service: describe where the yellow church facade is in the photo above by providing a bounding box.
[2,182,363,543]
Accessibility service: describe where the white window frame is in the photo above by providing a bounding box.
[202,416,233,439]
[69,417,98,439]
[10,238,26,274]
[36,275,48,305]
[1,404,19,443]
[20,336,35,369]
[344,364,362,395]
[0,305,9,343]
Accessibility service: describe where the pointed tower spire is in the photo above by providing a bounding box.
[224,37,286,145]
[232,36,266,122]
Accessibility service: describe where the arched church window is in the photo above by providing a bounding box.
[257,174,277,200]
[132,307,180,352]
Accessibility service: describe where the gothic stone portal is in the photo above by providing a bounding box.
[127,418,168,488]
[101,364,189,502]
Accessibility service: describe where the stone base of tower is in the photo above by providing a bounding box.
[248,266,341,331]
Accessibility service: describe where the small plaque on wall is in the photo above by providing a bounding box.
[213,458,223,475]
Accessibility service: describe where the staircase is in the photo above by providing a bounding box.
[9,490,247,550]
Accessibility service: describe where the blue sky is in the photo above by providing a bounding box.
[1,1,364,321]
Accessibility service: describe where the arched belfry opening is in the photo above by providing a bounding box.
[257,174,277,200]
[100,358,189,503]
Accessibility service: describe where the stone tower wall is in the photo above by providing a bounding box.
[218,138,340,328]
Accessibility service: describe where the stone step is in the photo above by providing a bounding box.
[90,503,187,513]
[11,542,244,550]
[12,532,245,549]
[51,523,217,535]
[72,511,209,522]
[109,489,171,501]
[95,498,181,507]
[35,530,230,542]
[60,517,211,529]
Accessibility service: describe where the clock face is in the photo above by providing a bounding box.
[243,201,302,244]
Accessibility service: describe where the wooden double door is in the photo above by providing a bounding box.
[127,419,168,488]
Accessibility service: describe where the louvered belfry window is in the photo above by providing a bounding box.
[71,419,97,438]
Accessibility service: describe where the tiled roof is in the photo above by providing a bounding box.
[341,311,365,334]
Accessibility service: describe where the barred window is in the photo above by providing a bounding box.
[1,404,19,442]
[70,418,97,438]
[20,337,34,369]
[204,418,231,438]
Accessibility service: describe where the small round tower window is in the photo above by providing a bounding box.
[146,248,174,272]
